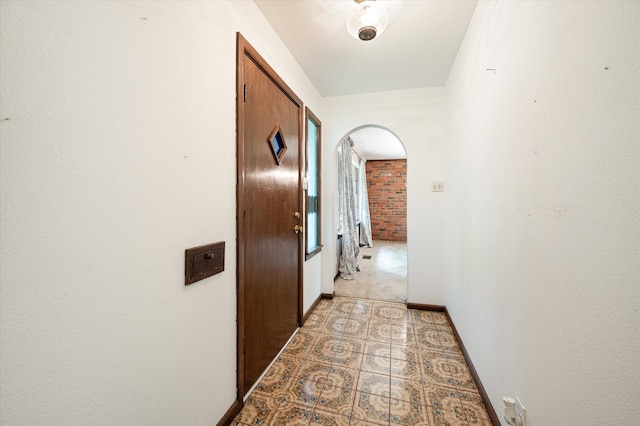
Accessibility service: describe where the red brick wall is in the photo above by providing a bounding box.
[365,160,407,241]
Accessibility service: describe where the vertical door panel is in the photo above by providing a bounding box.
[239,49,302,394]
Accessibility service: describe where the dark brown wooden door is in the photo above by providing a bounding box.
[237,34,302,397]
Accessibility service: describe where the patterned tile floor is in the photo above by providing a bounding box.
[232,297,492,426]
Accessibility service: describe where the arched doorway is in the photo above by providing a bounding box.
[333,125,408,303]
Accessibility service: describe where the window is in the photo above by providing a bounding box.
[305,108,322,260]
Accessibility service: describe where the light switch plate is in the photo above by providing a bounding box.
[432,181,444,192]
[185,241,225,285]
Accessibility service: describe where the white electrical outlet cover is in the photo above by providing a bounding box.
[516,397,526,426]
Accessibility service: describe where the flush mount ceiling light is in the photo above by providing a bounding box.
[346,0,389,41]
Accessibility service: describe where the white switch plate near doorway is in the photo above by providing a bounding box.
[432,181,444,192]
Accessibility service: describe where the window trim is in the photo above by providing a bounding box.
[305,107,322,260]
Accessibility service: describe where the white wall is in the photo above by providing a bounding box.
[303,250,323,316]
[322,88,446,305]
[0,1,321,424]
[444,1,640,425]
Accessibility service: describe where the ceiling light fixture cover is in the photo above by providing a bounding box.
[346,0,389,41]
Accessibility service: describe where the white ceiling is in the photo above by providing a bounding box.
[255,0,477,97]
[254,0,477,160]
[350,127,406,160]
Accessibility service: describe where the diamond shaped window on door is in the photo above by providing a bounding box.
[267,124,287,165]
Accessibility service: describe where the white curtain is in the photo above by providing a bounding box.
[358,158,373,248]
[338,138,360,280]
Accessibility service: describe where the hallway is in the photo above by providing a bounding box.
[335,241,407,303]
[2,2,638,425]
[232,297,491,425]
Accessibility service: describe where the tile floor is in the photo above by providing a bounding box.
[335,241,407,303]
[232,297,492,426]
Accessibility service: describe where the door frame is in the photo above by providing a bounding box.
[235,32,304,401]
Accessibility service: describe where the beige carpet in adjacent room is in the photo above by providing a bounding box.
[334,240,407,303]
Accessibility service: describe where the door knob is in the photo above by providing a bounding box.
[294,225,304,234]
